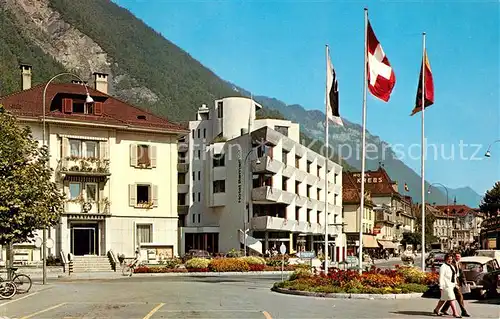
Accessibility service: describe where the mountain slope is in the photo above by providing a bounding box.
[0,0,480,205]
[447,187,483,207]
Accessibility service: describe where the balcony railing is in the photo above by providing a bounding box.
[58,156,110,177]
[65,198,110,215]
[178,204,189,215]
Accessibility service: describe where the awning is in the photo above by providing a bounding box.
[378,240,397,249]
[362,235,379,248]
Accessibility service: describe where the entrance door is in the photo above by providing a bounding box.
[71,225,98,255]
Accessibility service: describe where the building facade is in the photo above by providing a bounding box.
[178,97,345,260]
[435,205,484,249]
[0,65,185,264]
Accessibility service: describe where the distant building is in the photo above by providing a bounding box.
[434,204,484,248]
[178,97,345,260]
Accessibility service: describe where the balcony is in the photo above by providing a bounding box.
[58,156,110,178]
[177,163,189,173]
[252,186,294,205]
[375,211,395,224]
[178,205,189,215]
[65,199,110,215]
[251,155,283,174]
[250,216,324,234]
[177,184,189,194]
[178,142,188,152]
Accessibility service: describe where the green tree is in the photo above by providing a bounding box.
[0,105,64,247]
[412,204,438,248]
[479,182,500,218]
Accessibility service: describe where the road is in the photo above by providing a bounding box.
[1,274,498,319]
[372,255,424,269]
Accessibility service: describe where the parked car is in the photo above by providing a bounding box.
[182,249,211,262]
[460,256,500,299]
[426,251,445,268]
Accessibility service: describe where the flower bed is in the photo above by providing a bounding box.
[134,266,187,273]
[274,266,438,295]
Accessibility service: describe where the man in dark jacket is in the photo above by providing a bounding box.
[440,252,470,317]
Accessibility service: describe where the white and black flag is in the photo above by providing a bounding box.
[326,47,343,126]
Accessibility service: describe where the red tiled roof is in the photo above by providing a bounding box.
[344,167,397,196]
[434,204,477,217]
[342,172,374,206]
[0,83,187,133]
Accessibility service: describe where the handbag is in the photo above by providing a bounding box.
[461,283,471,294]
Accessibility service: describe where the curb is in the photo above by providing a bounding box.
[271,287,423,300]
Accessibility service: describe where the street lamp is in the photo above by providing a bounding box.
[484,139,500,158]
[41,73,93,285]
[242,149,260,257]
[427,183,450,250]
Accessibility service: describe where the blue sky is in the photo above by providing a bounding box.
[114,0,499,196]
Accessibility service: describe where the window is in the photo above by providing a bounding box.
[198,193,201,202]
[198,214,201,223]
[334,194,338,205]
[282,150,288,165]
[85,141,98,158]
[69,139,82,157]
[307,161,312,173]
[213,154,225,167]
[136,224,152,243]
[197,129,200,139]
[295,207,300,221]
[198,171,201,180]
[178,152,186,164]
[137,144,151,166]
[73,101,85,113]
[213,180,225,193]
[282,177,288,191]
[137,185,151,204]
[197,150,201,159]
[334,173,338,184]
[85,102,94,115]
[317,189,321,201]
[178,173,186,185]
[316,212,320,224]
[177,193,186,205]
[317,166,321,177]
[307,185,311,198]
[85,183,97,202]
[307,209,312,222]
[69,182,81,199]
[192,214,196,223]
[295,156,300,168]
[192,192,195,202]
[203,128,206,138]
[192,172,195,181]
[275,125,288,136]
[192,130,195,138]
[217,101,223,118]
[295,181,300,194]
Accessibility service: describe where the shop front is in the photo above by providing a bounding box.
[480,216,500,249]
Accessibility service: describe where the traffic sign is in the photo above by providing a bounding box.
[279,243,286,255]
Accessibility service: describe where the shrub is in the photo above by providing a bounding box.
[209,258,250,272]
[185,258,210,269]
[424,272,439,285]
[249,264,265,271]
[133,266,188,273]
[396,266,427,284]
[266,255,289,267]
[162,258,182,269]
[289,269,312,281]
[361,273,404,288]
[240,256,266,265]
[396,283,428,293]
[226,249,243,258]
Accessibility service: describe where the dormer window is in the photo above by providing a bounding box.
[62,98,102,115]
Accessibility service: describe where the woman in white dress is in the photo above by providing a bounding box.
[433,253,461,317]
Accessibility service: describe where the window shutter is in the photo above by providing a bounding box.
[99,141,109,160]
[62,137,70,158]
[130,144,138,167]
[152,185,158,207]
[93,101,103,115]
[150,146,157,168]
[129,184,137,207]
[63,98,73,114]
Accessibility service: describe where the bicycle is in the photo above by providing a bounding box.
[0,281,17,299]
[122,261,138,277]
[0,267,32,294]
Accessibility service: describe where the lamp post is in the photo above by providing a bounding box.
[41,73,93,285]
[427,183,450,250]
[242,149,260,257]
[484,139,500,158]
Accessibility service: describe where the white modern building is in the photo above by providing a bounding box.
[0,65,185,265]
[178,97,345,261]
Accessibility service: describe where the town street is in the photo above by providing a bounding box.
[0,275,498,319]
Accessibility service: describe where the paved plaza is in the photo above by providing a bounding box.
[0,274,498,319]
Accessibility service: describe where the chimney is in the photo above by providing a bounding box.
[93,72,108,94]
[20,64,32,90]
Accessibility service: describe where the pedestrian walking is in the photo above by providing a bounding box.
[433,253,462,318]
[439,252,470,317]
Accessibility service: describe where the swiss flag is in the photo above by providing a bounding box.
[367,21,396,102]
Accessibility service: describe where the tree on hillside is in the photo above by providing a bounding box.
[412,204,438,248]
[0,105,64,256]
[479,182,500,218]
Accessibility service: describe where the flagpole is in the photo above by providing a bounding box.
[420,32,426,271]
[324,44,330,273]
[358,8,368,274]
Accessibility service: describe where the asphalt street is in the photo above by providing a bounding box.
[0,274,499,319]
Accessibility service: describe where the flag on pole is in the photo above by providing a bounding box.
[411,49,434,115]
[326,47,343,126]
[367,21,396,102]
[404,183,409,192]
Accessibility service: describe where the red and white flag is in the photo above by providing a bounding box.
[367,21,396,102]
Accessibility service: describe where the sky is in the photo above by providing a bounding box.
[114,0,499,196]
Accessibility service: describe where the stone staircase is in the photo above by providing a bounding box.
[72,255,114,272]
